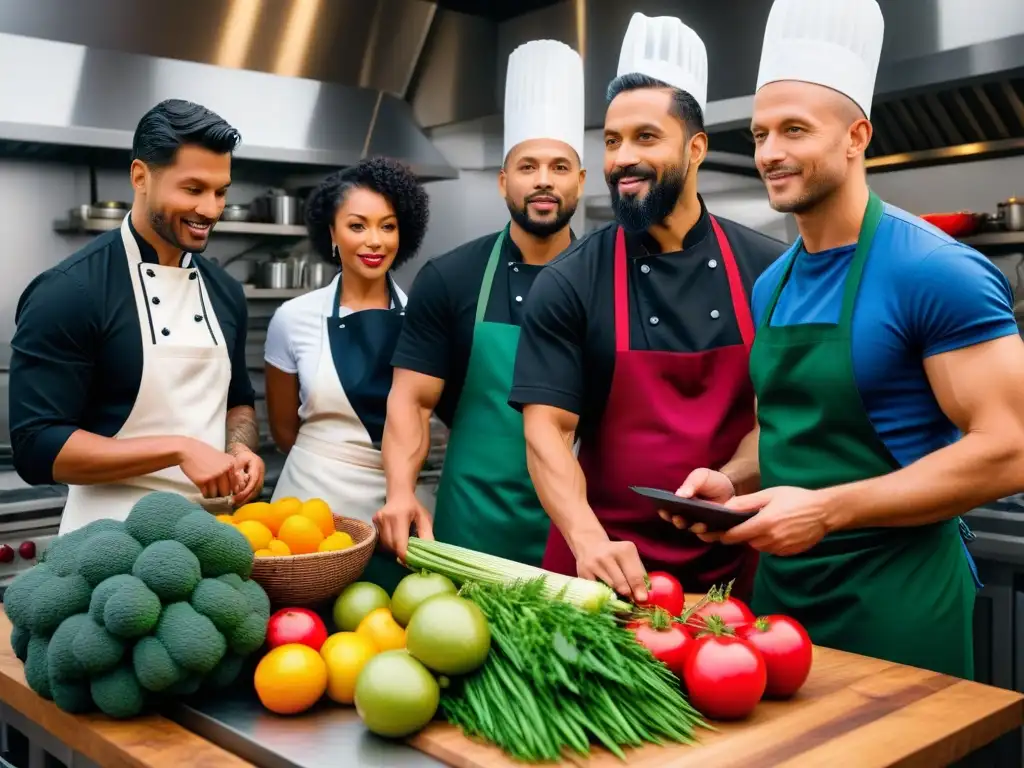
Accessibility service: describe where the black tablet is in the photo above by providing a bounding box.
[630,486,756,531]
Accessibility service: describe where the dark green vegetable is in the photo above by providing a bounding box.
[441,579,706,763]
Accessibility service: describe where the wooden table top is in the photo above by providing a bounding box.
[0,610,252,768]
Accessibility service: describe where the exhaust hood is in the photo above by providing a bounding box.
[0,0,458,181]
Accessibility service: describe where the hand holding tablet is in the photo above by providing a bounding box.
[630,485,757,532]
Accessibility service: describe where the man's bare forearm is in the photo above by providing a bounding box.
[226,406,259,454]
[824,432,1024,531]
[523,407,605,553]
[382,396,432,502]
[52,430,186,485]
[719,425,760,495]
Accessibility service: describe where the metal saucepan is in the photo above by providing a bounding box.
[999,197,1024,231]
[221,204,250,222]
[83,201,129,220]
[304,262,337,289]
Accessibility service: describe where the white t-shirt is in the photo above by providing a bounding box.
[264,273,408,412]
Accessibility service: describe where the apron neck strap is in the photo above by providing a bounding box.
[475,225,508,325]
[330,270,401,320]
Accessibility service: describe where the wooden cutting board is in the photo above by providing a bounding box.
[409,608,1024,768]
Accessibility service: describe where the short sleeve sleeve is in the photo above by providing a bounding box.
[9,270,97,485]
[390,261,452,379]
[905,244,1018,358]
[508,268,587,415]
[264,304,298,374]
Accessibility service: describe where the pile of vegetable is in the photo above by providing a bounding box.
[5,491,271,719]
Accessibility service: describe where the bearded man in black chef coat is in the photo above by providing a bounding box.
[509,13,787,601]
[10,99,265,534]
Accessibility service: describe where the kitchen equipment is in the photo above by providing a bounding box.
[259,257,292,289]
[303,261,336,289]
[630,485,755,531]
[89,201,129,219]
[251,190,301,225]
[920,211,981,238]
[220,204,250,222]
[999,197,1024,231]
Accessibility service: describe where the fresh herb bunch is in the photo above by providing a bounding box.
[442,579,706,763]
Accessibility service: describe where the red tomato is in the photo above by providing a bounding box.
[736,615,813,698]
[640,571,685,617]
[689,581,754,630]
[684,630,766,720]
[627,608,694,677]
[266,607,328,651]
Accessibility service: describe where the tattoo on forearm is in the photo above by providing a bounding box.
[226,407,259,452]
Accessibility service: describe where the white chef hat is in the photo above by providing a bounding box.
[503,40,585,164]
[616,12,708,114]
[756,0,885,117]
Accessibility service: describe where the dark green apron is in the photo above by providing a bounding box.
[432,226,549,565]
[749,191,977,679]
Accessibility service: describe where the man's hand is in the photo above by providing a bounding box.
[572,532,649,602]
[373,495,434,561]
[229,445,265,506]
[177,438,239,499]
[658,468,737,540]
[717,486,831,556]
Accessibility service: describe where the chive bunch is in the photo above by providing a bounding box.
[442,579,706,763]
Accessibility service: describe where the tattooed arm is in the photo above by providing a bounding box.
[226,404,264,506]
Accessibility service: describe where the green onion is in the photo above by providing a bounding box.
[404,537,632,614]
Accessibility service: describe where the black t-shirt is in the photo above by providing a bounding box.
[509,198,788,442]
[391,228,548,427]
[9,219,254,486]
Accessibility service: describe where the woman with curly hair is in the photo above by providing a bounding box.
[263,157,428,585]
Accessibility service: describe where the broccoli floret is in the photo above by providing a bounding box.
[10,624,30,662]
[227,611,268,656]
[74,531,143,587]
[90,663,145,719]
[28,574,91,636]
[47,614,91,683]
[24,636,52,700]
[172,510,221,551]
[132,636,185,693]
[217,573,245,590]
[192,524,254,579]
[204,652,246,690]
[72,617,125,677]
[41,519,125,576]
[50,679,94,714]
[166,674,202,697]
[103,579,161,639]
[124,492,200,546]
[154,602,226,675]
[88,574,139,624]
[132,540,201,602]
[4,565,54,627]
[236,578,271,620]
[190,578,249,634]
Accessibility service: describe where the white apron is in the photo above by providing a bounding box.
[59,216,231,534]
[271,275,405,525]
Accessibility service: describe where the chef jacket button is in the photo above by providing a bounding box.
[649,316,659,325]
[710,309,721,319]
[339,323,346,329]
[708,259,718,269]
[513,267,519,273]
[194,314,203,322]
[640,264,651,274]
[515,295,523,303]
[146,269,155,278]
[161,328,170,337]
[151,297,160,305]
[188,271,198,280]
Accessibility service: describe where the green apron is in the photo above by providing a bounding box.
[749,191,977,679]
[431,226,550,565]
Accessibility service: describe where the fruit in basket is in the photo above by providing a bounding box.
[322,632,378,704]
[333,582,391,631]
[356,608,406,652]
[277,515,325,555]
[267,607,328,652]
[354,650,440,737]
[684,615,766,720]
[299,498,336,538]
[405,595,490,676]
[736,615,812,699]
[4,492,271,719]
[235,521,273,552]
[267,539,291,556]
[318,531,354,552]
[390,571,457,627]
[254,643,328,715]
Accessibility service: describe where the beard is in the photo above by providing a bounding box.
[763,166,843,214]
[148,207,212,253]
[607,162,686,233]
[506,193,577,238]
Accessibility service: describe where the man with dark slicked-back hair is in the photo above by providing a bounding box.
[509,13,787,603]
[10,99,264,533]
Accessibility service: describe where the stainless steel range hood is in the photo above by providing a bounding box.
[0,0,459,181]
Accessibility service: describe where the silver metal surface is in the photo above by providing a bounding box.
[303,262,336,290]
[55,218,308,237]
[259,260,292,290]
[999,198,1024,231]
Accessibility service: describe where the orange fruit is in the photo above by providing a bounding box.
[300,498,335,538]
[254,643,328,715]
[318,532,353,552]
[254,548,274,558]
[267,539,291,556]
[277,515,325,555]
[235,520,274,552]
[266,497,302,535]
[234,501,272,525]
[356,608,406,652]
[321,632,378,704]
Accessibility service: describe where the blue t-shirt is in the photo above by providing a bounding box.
[751,202,1018,470]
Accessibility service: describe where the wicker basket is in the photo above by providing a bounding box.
[249,515,377,606]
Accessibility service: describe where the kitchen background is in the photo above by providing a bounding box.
[0,0,1022,747]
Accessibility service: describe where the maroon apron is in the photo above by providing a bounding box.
[541,219,760,598]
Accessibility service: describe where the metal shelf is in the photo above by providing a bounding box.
[54,218,308,237]
[961,231,1024,248]
[242,286,310,300]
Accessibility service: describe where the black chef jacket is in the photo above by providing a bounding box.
[391,228,551,428]
[9,218,254,486]
[508,199,788,443]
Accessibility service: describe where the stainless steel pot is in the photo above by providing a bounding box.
[221,204,250,222]
[259,259,291,289]
[999,197,1024,231]
[251,190,301,225]
[304,262,336,289]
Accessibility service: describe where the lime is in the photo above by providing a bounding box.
[332,582,390,632]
